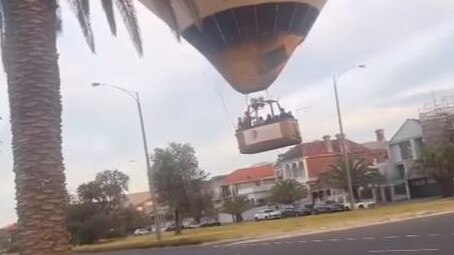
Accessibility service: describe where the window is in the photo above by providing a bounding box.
[396,164,405,179]
[414,138,423,158]
[299,161,306,179]
[399,141,412,160]
[292,162,300,178]
[285,164,292,178]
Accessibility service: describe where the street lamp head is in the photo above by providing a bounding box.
[91,82,102,87]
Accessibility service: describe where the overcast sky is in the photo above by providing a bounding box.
[1,0,454,226]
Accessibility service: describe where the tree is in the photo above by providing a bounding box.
[415,144,454,197]
[67,169,142,245]
[222,196,252,223]
[151,143,208,235]
[270,180,307,205]
[95,169,130,210]
[1,1,142,254]
[319,158,384,200]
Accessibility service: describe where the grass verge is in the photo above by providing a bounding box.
[74,198,454,253]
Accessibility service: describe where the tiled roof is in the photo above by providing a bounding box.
[224,165,275,185]
[278,139,371,162]
[125,191,151,208]
[306,155,338,179]
[362,141,388,150]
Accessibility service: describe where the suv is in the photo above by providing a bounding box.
[254,209,282,221]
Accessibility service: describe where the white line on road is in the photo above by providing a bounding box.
[329,238,341,242]
[363,237,375,240]
[345,237,357,241]
[405,234,419,238]
[428,233,441,237]
[368,248,440,253]
[383,235,399,239]
[298,240,308,243]
[284,241,293,244]
[312,239,323,242]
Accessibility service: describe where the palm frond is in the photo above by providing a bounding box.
[101,0,117,36]
[114,0,143,56]
[67,0,95,53]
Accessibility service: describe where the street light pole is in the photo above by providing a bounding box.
[333,65,366,210]
[92,83,161,240]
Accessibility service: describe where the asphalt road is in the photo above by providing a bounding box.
[89,213,454,255]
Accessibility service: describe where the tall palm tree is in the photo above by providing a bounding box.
[0,1,142,254]
[319,158,384,199]
[222,195,252,223]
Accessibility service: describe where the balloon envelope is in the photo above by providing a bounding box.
[140,0,327,94]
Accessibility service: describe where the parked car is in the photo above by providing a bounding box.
[200,219,221,228]
[279,207,299,218]
[344,200,376,210]
[165,223,185,232]
[312,202,344,214]
[295,205,313,216]
[133,228,151,236]
[254,209,282,221]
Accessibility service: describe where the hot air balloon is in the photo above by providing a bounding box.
[139,0,326,153]
[139,0,327,94]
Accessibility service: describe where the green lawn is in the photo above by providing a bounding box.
[74,198,454,253]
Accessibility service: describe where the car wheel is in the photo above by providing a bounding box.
[358,205,365,209]
[255,217,259,221]
[265,216,269,220]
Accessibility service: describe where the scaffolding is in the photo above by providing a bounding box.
[419,92,454,148]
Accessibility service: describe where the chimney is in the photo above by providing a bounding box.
[376,129,385,142]
[323,135,333,153]
[335,133,349,152]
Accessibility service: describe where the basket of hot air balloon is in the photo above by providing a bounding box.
[139,0,327,153]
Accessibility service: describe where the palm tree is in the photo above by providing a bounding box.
[319,158,384,199]
[0,1,142,254]
[415,144,454,197]
[270,179,307,205]
[223,195,252,223]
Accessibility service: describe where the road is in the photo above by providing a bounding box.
[90,213,454,255]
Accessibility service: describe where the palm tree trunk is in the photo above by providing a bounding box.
[3,1,70,254]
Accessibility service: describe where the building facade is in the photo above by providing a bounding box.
[221,164,277,205]
[275,134,382,203]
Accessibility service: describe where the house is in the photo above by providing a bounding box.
[388,119,442,199]
[275,133,383,203]
[221,164,277,205]
[124,191,153,213]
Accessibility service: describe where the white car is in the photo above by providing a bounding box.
[133,228,151,236]
[344,200,376,210]
[254,209,282,221]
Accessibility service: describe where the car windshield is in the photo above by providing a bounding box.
[1,1,452,255]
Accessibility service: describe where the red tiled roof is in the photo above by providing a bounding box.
[278,139,371,161]
[224,165,275,185]
[306,155,338,178]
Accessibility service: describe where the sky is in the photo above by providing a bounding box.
[1,0,454,226]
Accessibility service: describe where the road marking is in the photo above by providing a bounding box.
[363,237,375,240]
[260,242,269,245]
[273,241,282,245]
[428,233,441,237]
[368,248,439,253]
[284,241,293,244]
[383,235,399,239]
[405,234,419,238]
[312,239,323,242]
[299,240,308,243]
[345,237,357,241]
[329,238,341,242]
